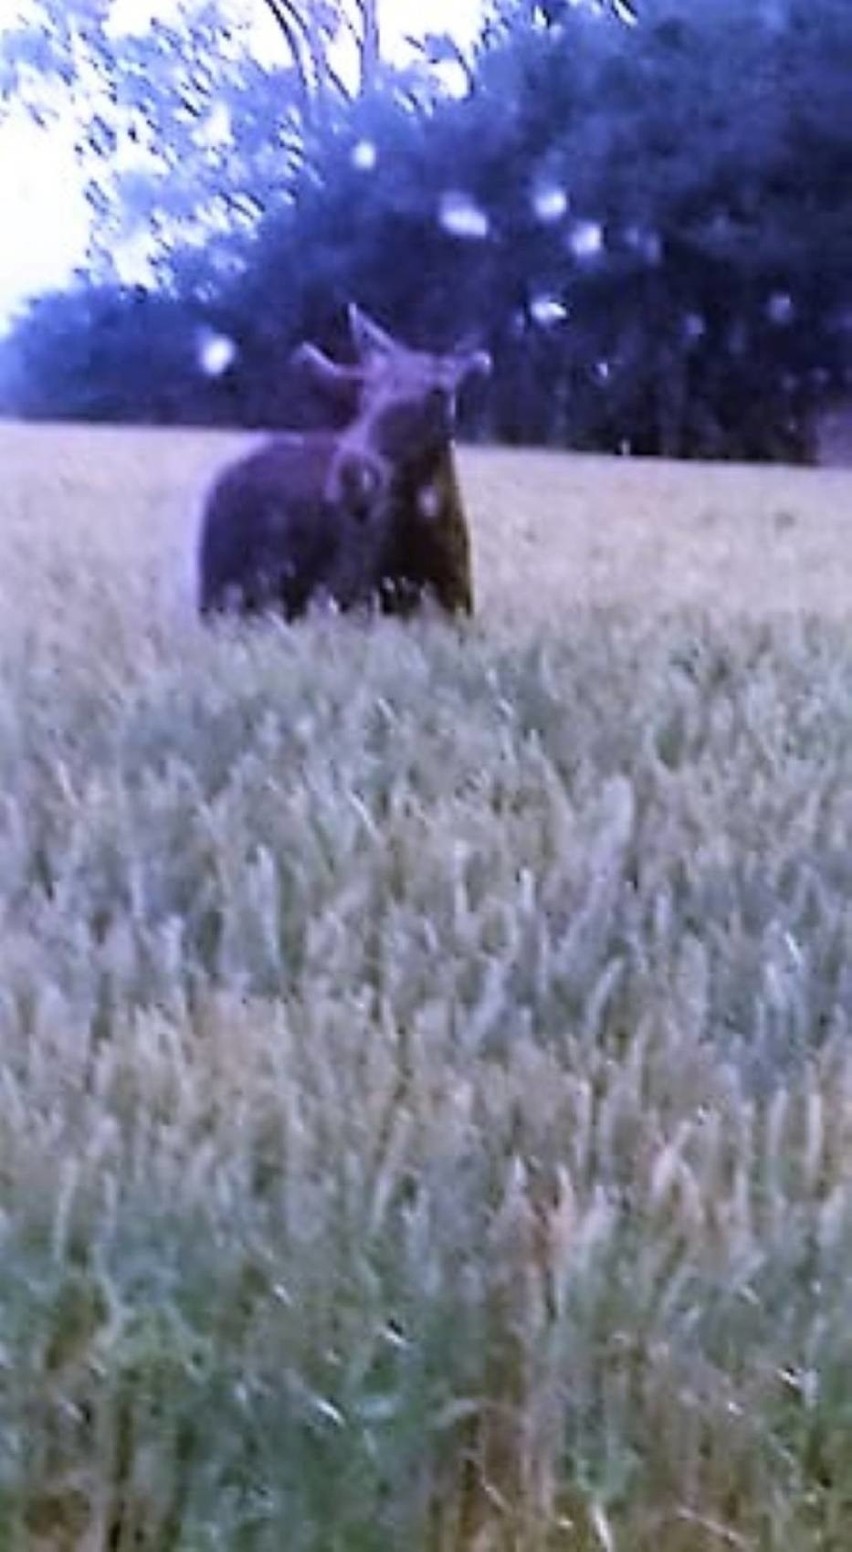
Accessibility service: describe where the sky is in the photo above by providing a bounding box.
[0,0,485,324]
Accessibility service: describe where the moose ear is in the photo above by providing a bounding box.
[348,303,398,360]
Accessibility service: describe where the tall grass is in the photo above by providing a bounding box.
[2,426,852,1548]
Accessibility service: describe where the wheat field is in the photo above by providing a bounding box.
[2,420,852,1550]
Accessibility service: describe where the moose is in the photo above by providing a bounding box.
[197,306,490,621]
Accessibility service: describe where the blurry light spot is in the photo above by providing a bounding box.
[529,294,569,327]
[417,483,442,520]
[569,220,604,262]
[438,191,490,241]
[351,139,377,172]
[766,291,794,326]
[198,330,237,376]
[532,181,569,225]
[682,312,706,343]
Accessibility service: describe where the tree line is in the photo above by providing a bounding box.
[1,0,850,461]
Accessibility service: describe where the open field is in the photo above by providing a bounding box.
[2,421,852,629]
[2,421,852,1549]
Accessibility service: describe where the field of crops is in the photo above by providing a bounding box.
[2,420,852,1549]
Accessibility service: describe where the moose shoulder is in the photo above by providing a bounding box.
[197,306,490,621]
